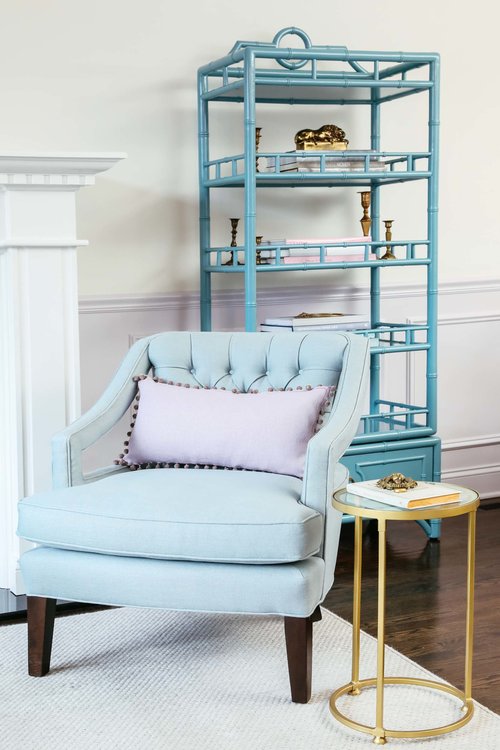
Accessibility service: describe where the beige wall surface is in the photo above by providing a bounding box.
[0,0,497,296]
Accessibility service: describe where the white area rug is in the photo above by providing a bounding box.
[1,607,498,749]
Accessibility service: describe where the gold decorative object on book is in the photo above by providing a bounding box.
[376,472,418,492]
[295,312,344,318]
[255,127,262,172]
[380,219,396,260]
[223,217,243,266]
[358,191,371,237]
[294,124,349,151]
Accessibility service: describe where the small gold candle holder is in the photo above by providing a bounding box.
[255,127,262,173]
[380,219,396,260]
[223,218,243,266]
[256,235,267,265]
[358,191,371,237]
[230,217,239,247]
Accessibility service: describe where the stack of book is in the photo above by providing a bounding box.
[259,237,375,264]
[260,313,370,333]
[265,151,388,174]
[347,480,460,509]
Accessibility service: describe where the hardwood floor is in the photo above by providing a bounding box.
[323,499,500,712]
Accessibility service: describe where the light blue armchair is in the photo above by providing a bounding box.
[18,331,369,702]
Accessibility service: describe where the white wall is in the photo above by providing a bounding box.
[2,2,499,497]
[1,0,499,296]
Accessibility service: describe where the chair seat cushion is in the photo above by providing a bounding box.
[17,469,324,564]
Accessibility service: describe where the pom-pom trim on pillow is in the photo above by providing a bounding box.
[115,375,336,476]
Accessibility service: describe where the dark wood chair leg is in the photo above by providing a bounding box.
[27,596,57,677]
[284,606,321,703]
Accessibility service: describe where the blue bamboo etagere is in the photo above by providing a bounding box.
[197,28,441,539]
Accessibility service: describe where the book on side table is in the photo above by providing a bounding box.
[347,480,460,509]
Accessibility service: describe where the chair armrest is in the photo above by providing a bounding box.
[302,333,370,512]
[52,336,153,488]
[301,333,370,598]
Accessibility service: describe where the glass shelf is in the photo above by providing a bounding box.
[360,323,429,354]
[200,51,437,106]
[204,152,431,188]
[205,239,430,271]
[333,483,478,519]
[352,399,431,444]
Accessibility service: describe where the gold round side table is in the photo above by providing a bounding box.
[329,483,479,745]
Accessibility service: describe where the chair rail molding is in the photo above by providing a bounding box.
[0,152,126,594]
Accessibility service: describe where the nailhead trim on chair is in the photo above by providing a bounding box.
[114,376,336,471]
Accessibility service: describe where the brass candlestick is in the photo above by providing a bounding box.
[223,217,243,266]
[230,218,239,247]
[256,235,267,265]
[380,219,396,260]
[358,191,371,237]
[255,127,262,173]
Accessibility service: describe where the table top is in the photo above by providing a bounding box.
[333,482,479,521]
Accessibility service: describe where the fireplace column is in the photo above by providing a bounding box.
[0,153,125,594]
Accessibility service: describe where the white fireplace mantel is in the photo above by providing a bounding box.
[0,152,126,594]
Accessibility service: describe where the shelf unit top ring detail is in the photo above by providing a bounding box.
[199,26,439,105]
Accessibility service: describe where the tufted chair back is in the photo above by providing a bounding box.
[147,331,349,424]
[51,329,368,491]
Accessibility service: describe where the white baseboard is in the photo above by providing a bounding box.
[441,465,500,499]
[441,433,500,499]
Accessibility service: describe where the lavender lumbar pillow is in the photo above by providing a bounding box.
[116,377,334,478]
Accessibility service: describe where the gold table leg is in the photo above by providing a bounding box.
[330,504,477,743]
[464,509,476,704]
[349,516,363,696]
[374,518,387,745]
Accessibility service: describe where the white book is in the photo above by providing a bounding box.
[261,321,369,332]
[259,248,373,260]
[264,314,368,327]
[347,480,460,509]
[291,321,369,331]
[264,236,371,246]
[266,150,378,163]
[266,163,388,174]
[296,164,388,173]
[265,153,387,173]
[259,244,373,260]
